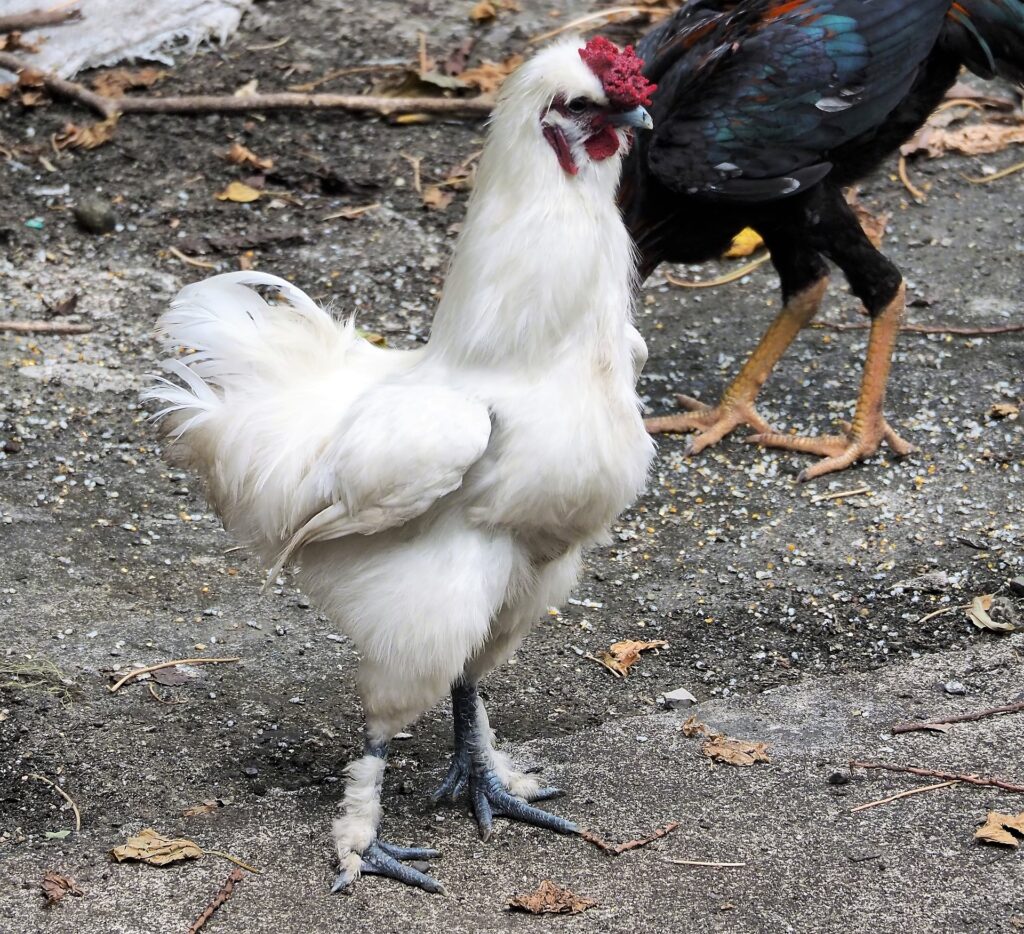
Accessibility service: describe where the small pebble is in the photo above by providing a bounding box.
[73,194,116,234]
[943,680,967,696]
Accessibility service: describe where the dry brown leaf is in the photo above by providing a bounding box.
[459,55,523,96]
[508,880,597,915]
[19,89,45,107]
[903,121,1024,159]
[41,871,83,906]
[681,715,714,738]
[421,186,454,211]
[110,827,204,866]
[703,736,771,767]
[216,181,263,204]
[966,594,1016,633]
[470,1,498,22]
[724,227,764,258]
[54,116,119,151]
[225,142,273,171]
[975,811,1024,847]
[17,66,45,89]
[92,67,166,98]
[0,83,13,101]
[847,190,889,249]
[989,402,1020,420]
[183,799,227,817]
[593,639,668,678]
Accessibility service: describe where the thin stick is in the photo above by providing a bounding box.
[916,603,971,625]
[663,858,746,868]
[850,779,960,813]
[965,158,1024,184]
[814,320,1024,336]
[665,253,771,289]
[28,773,81,832]
[581,820,680,855]
[0,320,93,334]
[320,202,380,221]
[0,3,80,32]
[146,682,186,706]
[168,246,217,270]
[107,657,240,693]
[892,699,1024,735]
[205,850,261,874]
[898,155,927,202]
[288,64,405,93]
[849,760,1024,794]
[811,486,871,503]
[0,52,492,119]
[187,868,244,934]
[531,7,658,44]
[0,51,118,119]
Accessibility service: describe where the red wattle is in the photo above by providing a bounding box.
[584,125,620,162]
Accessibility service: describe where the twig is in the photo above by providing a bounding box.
[0,52,492,119]
[0,3,80,32]
[811,486,871,503]
[168,246,217,270]
[107,657,240,693]
[531,6,658,44]
[850,779,960,813]
[187,868,244,934]
[205,850,260,874]
[663,858,746,868]
[916,603,971,625]
[814,320,1024,336]
[0,320,93,334]
[28,773,81,832]
[892,699,1024,735]
[965,158,1024,184]
[581,820,679,855]
[0,51,118,119]
[147,682,186,706]
[320,202,380,221]
[849,760,1024,794]
[664,253,770,289]
[898,155,927,202]
[288,64,405,93]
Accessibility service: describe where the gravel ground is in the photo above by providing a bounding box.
[0,1,1022,930]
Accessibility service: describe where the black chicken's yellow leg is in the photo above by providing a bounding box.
[748,282,916,481]
[645,277,828,454]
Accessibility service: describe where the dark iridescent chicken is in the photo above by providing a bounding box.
[621,0,1024,479]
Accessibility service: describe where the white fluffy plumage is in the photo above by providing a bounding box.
[144,37,655,890]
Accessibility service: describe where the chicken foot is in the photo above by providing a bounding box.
[748,282,916,481]
[644,278,828,452]
[432,679,577,841]
[331,739,444,894]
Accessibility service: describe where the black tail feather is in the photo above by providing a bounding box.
[944,0,1024,84]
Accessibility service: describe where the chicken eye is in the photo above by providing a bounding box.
[566,97,589,114]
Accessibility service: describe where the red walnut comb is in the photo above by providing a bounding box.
[579,36,657,109]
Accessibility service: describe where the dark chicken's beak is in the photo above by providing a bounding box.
[610,105,653,130]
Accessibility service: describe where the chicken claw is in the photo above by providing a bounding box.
[645,393,774,454]
[331,839,444,895]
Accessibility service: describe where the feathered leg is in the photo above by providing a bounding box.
[331,738,443,894]
[644,276,828,451]
[431,679,576,840]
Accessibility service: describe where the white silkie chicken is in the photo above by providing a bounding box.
[144,36,657,894]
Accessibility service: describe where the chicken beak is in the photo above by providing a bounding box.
[611,106,653,130]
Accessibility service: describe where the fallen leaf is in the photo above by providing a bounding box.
[443,37,476,77]
[183,799,228,817]
[508,880,597,915]
[225,142,274,171]
[470,1,498,23]
[92,67,166,98]
[592,639,668,678]
[902,120,1024,159]
[0,83,13,101]
[45,830,71,839]
[975,811,1024,847]
[234,78,259,97]
[44,294,79,317]
[703,736,771,767]
[966,594,1016,633]
[1,30,42,53]
[459,55,523,96]
[421,186,454,211]
[110,827,204,866]
[988,402,1019,420]
[17,66,45,89]
[151,665,190,686]
[41,871,82,906]
[847,189,889,249]
[216,181,263,204]
[54,116,119,151]
[681,715,714,738]
[357,329,387,347]
[724,227,764,258]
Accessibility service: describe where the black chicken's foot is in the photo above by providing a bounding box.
[331,839,444,895]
